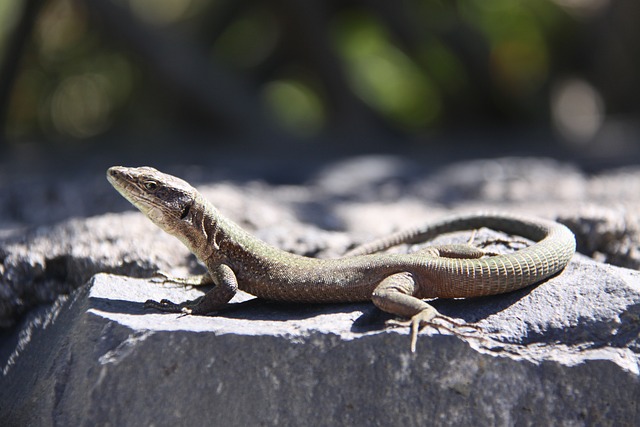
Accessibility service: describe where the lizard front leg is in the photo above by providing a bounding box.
[372,272,479,352]
[145,264,238,315]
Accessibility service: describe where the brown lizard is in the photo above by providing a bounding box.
[107,166,576,352]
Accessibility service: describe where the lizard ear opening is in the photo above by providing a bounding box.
[180,202,192,220]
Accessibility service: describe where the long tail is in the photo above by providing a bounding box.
[344,213,573,257]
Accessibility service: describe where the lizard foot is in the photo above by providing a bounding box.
[387,309,482,353]
[144,297,203,315]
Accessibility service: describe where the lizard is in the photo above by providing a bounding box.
[107,166,576,352]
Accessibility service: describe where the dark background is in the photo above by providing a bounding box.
[1,0,639,181]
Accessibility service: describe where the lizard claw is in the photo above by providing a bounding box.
[151,271,213,288]
[150,271,198,289]
[150,271,172,284]
[150,272,194,290]
[177,308,192,317]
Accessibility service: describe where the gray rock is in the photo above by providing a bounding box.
[0,213,196,327]
[2,252,639,426]
[2,156,640,425]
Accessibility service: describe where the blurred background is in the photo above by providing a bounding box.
[1,0,639,177]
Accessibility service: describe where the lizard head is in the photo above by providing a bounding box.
[107,166,202,239]
[108,166,224,261]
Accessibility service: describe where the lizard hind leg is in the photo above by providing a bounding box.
[422,229,529,259]
[371,272,481,353]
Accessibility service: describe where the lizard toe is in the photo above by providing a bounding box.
[387,310,483,353]
[144,298,183,313]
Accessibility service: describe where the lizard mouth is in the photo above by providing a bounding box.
[106,166,122,187]
[107,166,158,214]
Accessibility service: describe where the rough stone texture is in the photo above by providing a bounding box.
[2,156,640,425]
[0,213,195,327]
[2,258,640,426]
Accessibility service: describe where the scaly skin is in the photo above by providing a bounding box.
[107,166,576,352]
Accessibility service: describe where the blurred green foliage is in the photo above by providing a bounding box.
[333,11,441,129]
[2,0,638,145]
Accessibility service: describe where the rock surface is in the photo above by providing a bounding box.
[2,156,640,425]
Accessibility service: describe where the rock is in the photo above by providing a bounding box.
[0,213,194,327]
[2,252,640,426]
[2,156,640,425]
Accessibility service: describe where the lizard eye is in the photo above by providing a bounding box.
[144,181,158,191]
